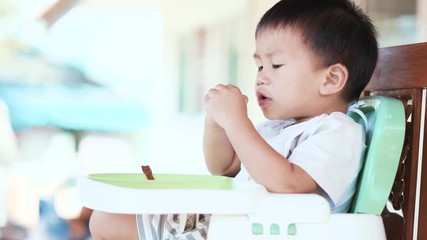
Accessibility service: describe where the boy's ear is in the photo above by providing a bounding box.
[319,63,348,96]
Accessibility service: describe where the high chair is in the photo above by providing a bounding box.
[79,95,405,240]
[206,95,405,240]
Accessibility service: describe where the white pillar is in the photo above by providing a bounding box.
[417,0,427,42]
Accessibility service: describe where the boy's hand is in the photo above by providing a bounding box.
[203,84,249,129]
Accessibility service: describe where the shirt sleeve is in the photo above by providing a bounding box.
[288,114,366,206]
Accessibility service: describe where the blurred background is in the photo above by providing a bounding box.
[0,0,426,239]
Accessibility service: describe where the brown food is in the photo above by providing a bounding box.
[141,165,155,180]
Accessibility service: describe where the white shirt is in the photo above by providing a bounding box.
[236,112,366,213]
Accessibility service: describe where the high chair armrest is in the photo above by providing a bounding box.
[208,194,331,240]
[250,193,331,225]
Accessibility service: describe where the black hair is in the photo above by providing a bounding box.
[256,0,378,102]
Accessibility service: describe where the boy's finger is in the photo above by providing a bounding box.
[244,95,249,104]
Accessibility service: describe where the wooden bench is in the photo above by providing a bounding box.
[364,41,427,240]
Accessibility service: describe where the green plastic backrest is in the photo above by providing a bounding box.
[347,96,406,214]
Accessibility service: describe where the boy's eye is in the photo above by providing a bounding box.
[272,64,283,69]
[257,66,263,72]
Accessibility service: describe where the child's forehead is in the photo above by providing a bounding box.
[256,26,304,44]
[254,26,322,68]
[256,24,302,38]
[255,27,308,52]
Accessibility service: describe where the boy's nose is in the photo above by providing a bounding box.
[256,75,269,86]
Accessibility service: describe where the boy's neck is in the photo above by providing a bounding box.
[294,100,348,123]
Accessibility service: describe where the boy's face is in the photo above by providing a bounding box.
[254,27,327,122]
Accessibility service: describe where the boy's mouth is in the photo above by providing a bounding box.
[256,92,272,106]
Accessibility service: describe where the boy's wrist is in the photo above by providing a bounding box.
[205,116,221,129]
[222,116,252,133]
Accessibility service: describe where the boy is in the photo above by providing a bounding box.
[89,0,378,239]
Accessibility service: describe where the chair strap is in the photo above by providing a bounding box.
[348,103,369,131]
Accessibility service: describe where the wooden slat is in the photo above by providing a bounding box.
[366,42,427,91]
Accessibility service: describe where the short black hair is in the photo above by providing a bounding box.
[256,0,378,102]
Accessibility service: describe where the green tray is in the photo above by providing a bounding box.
[87,173,233,190]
